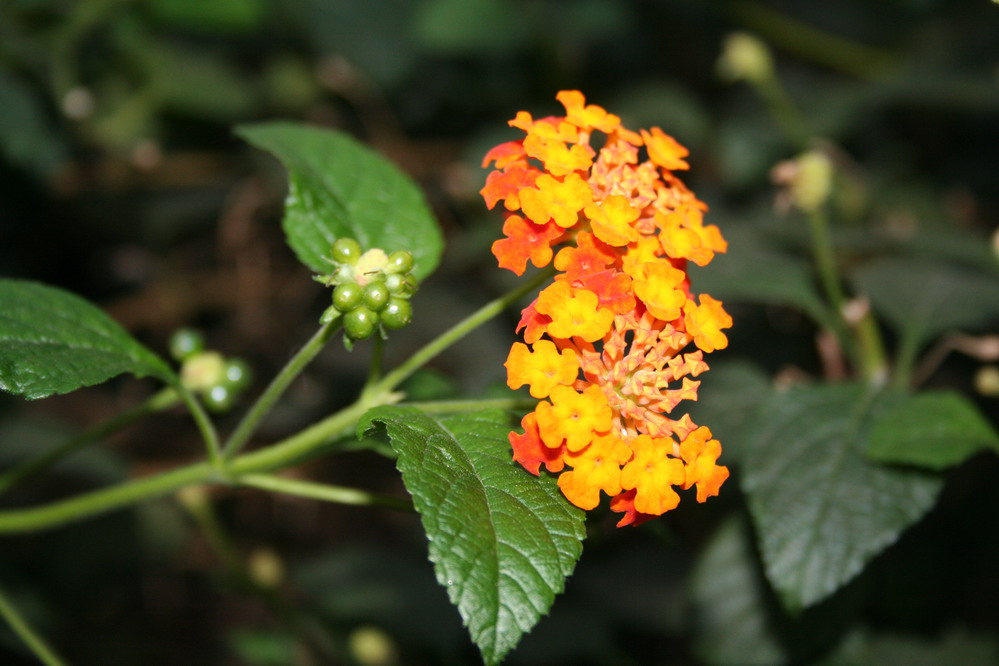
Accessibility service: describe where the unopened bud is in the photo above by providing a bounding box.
[718,32,774,86]
[974,366,999,397]
[181,351,226,391]
[773,150,834,213]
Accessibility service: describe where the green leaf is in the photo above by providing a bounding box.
[690,517,788,665]
[867,390,999,470]
[684,360,772,465]
[740,384,943,611]
[852,256,999,348]
[0,68,66,177]
[689,225,834,329]
[358,406,586,665]
[237,122,443,282]
[0,280,172,399]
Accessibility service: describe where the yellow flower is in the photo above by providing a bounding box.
[505,340,579,399]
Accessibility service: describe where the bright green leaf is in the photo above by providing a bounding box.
[236,122,443,282]
[740,384,943,611]
[852,256,999,349]
[0,280,172,400]
[867,390,999,470]
[358,406,585,665]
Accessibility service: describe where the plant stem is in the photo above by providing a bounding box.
[372,268,554,397]
[0,388,178,495]
[223,317,341,461]
[730,2,896,81]
[240,474,412,511]
[0,462,214,533]
[0,581,69,666]
[174,383,224,472]
[401,397,537,414]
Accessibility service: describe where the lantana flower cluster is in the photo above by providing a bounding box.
[482,91,733,526]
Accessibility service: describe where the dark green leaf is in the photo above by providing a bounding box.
[852,256,999,348]
[684,360,772,465]
[236,122,443,282]
[358,406,585,665]
[413,0,526,55]
[0,280,172,399]
[690,517,788,665]
[689,225,833,329]
[0,68,66,177]
[867,390,999,470]
[740,384,943,611]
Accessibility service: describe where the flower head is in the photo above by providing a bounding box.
[483,91,733,526]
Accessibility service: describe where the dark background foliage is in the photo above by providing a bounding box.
[1,0,997,663]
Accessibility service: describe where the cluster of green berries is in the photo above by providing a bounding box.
[318,238,417,345]
[169,329,252,412]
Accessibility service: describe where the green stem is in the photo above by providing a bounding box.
[372,268,554,397]
[0,462,214,533]
[757,77,810,149]
[730,2,896,80]
[359,333,385,404]
[0,582,68,666]
[223,318,341,461]
[178,486,243,575]
[891,331,922,391]
[240,474,412,511]
[175,383,224,472]
[0,388,178,495]
[805,208,851,346]
[401,397,537,414]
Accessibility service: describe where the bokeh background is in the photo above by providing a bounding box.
[2,0,998,664]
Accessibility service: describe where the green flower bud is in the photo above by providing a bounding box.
[362,280,390,311]
[169,328,205,362]
[344,306,378,340]
[203,384,235,412]
[331,237,361,265]
[181,351,226,391]
[223,358,252,391]
[385,273,416,297]
[385,250,414,275]
[333,282,363,312]
[381,298,412,330]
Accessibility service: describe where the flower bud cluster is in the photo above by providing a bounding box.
[317,238,416,345]
[170,328,252,412]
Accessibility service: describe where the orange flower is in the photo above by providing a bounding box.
[491,215,563,275]
[484,91,733,525]
[505,340,579,399]
[535,384,612,452]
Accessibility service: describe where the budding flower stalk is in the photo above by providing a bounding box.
[317,238,418,347]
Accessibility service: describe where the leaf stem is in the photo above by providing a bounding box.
[0,388,178,495]
[401,397,537,414]
[0,581,68,666]
[223,317,341,461]
[174,383,224,472]
[240,473,412,511]
[372,268,555,397]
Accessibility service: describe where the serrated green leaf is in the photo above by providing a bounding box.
[0,280,172,399]
[358,406,585,665]
[236,122,443,282]
[852,256,999,348]
[867,390,999,470]
[740,384,943,611]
